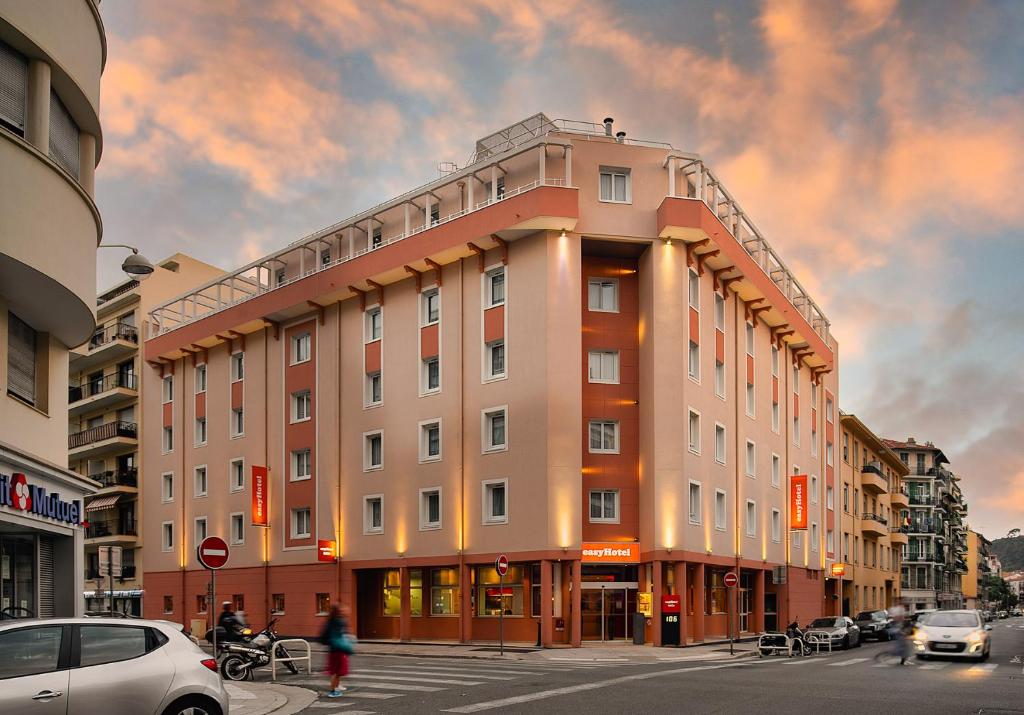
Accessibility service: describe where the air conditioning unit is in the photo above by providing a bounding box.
[772,566,788,585]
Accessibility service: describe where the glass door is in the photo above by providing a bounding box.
[602,588,626,640]
[1,535,37,617]
[581,590,604,641]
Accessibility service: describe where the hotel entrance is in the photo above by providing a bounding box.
[580,564,639,642]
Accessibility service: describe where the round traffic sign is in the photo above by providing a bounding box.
[495,554,509,577]
[197,536,229,570]
[723,571,738,588]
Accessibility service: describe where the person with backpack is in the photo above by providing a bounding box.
[321,603,354,698]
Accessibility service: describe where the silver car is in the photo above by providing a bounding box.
[0,618,229,715]
[805,616,861,650]
[912,609,992,661]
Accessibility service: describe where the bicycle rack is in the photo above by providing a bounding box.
[270,638,312,680]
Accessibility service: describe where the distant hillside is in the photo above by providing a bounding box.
[991,536,1024,571]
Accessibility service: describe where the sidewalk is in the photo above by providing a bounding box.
[223,682,317,715]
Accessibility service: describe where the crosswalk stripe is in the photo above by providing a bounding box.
[969,664,998,673]
[309,703,353,709]
[827,658,868,667]
[782,659,815,665]
[412,663,554,675]
[348,673,482,685]
[375,668,516,680]
[342,711,377,715]
[340,681,446,692]
[918,663,950,670]
[335,693,401,700]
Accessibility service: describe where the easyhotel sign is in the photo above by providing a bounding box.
[251,466,268,527]
[0,472,82,526]
[581,542,640,564]
[790,474,808,530]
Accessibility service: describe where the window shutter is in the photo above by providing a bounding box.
[48,88,79,178]
[0,41,27,134]
[7,313,37,404]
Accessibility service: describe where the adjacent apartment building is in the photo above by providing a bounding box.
[69,255,223,615]
[963,530,993,610]
[835,414,908,616]
[141,114,840,645]
[883,438,968,612]
[0,0,105,617]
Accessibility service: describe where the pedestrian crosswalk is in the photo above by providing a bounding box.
[773,653,1007,676]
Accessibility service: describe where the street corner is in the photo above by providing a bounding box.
[225,681,318,715]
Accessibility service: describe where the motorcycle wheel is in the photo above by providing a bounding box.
[276,645,299,674]
[220,655,251,681]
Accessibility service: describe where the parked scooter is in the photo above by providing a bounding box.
[216,618,299,681]
[785,621,813,657]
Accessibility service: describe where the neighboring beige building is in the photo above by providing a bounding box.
[963,530,991,609]
[69,255,223,615]
[0,0,105,617]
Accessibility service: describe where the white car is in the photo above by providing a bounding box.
[912,609,991,661]
[0,618,229,715]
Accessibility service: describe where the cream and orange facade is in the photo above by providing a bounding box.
[141,115,840,645]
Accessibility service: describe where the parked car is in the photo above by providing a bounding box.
[910,608,938,625]
[997,610,1009,619]
[854,610,893,641]
[0,618,229,715]
[805,616,861,649]
[912,609,991,661]
[981,610,995,623]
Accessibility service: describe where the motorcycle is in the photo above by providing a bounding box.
[785,621,813,657]
[214,618,299,680]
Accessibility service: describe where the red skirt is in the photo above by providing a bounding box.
[327,651,349,676]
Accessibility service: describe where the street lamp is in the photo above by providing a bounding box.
[99,244,155,280]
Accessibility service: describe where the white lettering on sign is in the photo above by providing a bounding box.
[582,547,634,558]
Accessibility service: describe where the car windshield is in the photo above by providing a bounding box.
[809,618,839,628]
[855,611,881,620]
[923,612,979,628]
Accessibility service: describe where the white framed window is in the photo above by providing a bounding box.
[162,375,173,403]
[688,340,700,381]
[792,365,800,394]
[826,529,835,553]
[193,466,207,497]
[826,441,834,467]
[422,288,440,327]
[688,409,701,454]
[161,521,174,552]
[811,426,819,457]
[688,269,700,309]
[419,488,441,530]
[745,322,755,417]
[589,489,619,523]
[745,440,756,477]
[589,420,620,454]
[364,495,383,534]
[714,489,727,531]
[811,522,819,551]
[771,344,779,377]
[688,480,702,525]
[714,293,726,398]
[772,401,780,433]
[291,507,311,539]
[276,269,286,286]
[714,292,725,331]
[826,396,834,423]
[321,247,331,266]
[291,448,312,481]
[482,407,507,452]
[363,431,383,471]
[230,458,244,492]
[599,166,631,203]
[715,361,726,399]
[195,364,207,393]
[771,453,781,488]
[420,419,442,462]
[810,474,819,504]
[161,472,174,503]
[588,350,619,384]
[745,500,756,537]
[194,417,207,446]
[714,423,726,464]
[422,357,440,393]
[291,332,311,364]
[746,382,755,418]
[485,267,505,308]
[587,278,619,312]
[793,412,800,446]
[810,381,818,406]
[162,426,173,453]
[482,479,508,524]
[194,516,208,544]
[291,389,312,422]
[485,340,505,380]
[231,352,244,381]
[826,485,834,511]
[365,371,382,406]
[231,407,244,437]
[771,508,781,543]
[365,307,383,342]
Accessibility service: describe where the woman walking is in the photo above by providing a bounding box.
[322,604,352,698]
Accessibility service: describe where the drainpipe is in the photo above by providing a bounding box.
[264,328,270,623]
[458,258,467,643]
[337,302,344,605]
[178,358,186,629]
[733,292,742,638]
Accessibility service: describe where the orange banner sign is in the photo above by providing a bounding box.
[581,542,640,563]
[252,466,268,527]
[830,563,846,577]
[317,540,336,562]
[790,474,808,530]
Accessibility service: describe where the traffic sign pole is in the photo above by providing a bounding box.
[495,554,509,657]
[724,571,739,655]
[197,536,230,662]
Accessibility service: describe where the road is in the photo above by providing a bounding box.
[278,617,1024,714]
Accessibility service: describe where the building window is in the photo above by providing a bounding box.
[811,522,819,551]
[230,513,244,545]
[771,509,781,542]
[688,410,701,454]
[745,440,756,478]
[688,481,702,525]
[372,225,383,247]
[826,485,834,511]
[162,375,174,403]
[715,361,726,399]
[430,203,440,224]
[715,424,726,464]
[291,508,311,539]
[276,270,286,287]
[194,517,207,545]
[826,441,834,467]
[423,357,440,393]
[588,279,619,312]
[714,294,725,398]
[194,417,207,446]
[420,488,441,530]
[810,474,819,503]
[476,565,523,616]
[162,426,174,453]
[485,340,505,380]
[291,448,312,481]
[316,593,331,615]
[291,390,312,422]
[714,490,727,531]
[588,350,619,384]
[364,431,383,471]
[485,267,505,308]
[483,408,507,452]
[291,332,311,364]
[196,594,208,614]
[161,522,174,552]
[482,479,508,524]
[422,289,440,326]
[771,453,781,488]
[364,495,383,534]
[745,500,756,537]
[231,408,244,437]
[230,459,244,492]
[688,340,700,381]
[589,420,619,454]
[793,412,800,446]
[0,42,27,137]
[320,248,331,267]
[431,568,460,615]
[599,166,631,203]
[365,307,382,342]
[194,467,207,497]
[745,322,755,417]
[163,596,173,614]
[420,420,442,462]
[589,489,619,523]
[272,594,285,615]
[366,371,382,406]
[843,483,849,511]
[231,352,244,381]
[195,364,207,393]
[772,401,780,433]
[827,529,835,553]
[161,472,174,503]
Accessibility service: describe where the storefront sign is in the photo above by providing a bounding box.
[0,472,81,526]
[251,466,268,527]
[638,592,653,617]
[581,542,640,563]
[317,540,336,562]
[830,563,846,577]
[790,474,808,530]
[661,595,681,613]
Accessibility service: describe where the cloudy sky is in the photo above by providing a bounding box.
[95,0,1023,538]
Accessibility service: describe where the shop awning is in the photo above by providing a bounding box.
[85,494,121,512]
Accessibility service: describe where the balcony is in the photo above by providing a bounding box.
[890,489,909,509]
[68,421,138,460]
[907,520,939,535]
[71,321,139,372]
[904,552,936,563]
[908,493,935,506]
[88,469,138,493]
[85,565,137,582]
[860,463,888,494]
[861,513,888,538]
[889,526,909,546]
[85,518,138,544]
[68,372,138,417]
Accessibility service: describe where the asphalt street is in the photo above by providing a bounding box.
[274,617,1024,714]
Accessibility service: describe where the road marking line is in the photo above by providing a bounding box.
[224,684,257,700]
[335,693,401,700]
[782,659,815,665]
[410,665,551,676]
[968,664,998,673]
[309,704,354,709]
[918,663,950,670]
[827,658,869,666]
[340,682,446,692]
[347,673,482,685]
[377,668,516,680]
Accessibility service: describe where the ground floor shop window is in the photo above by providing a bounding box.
[475,565,523,616]
[383,569,424,616]
[196,594,207,614]
[431,568,459,615]
[316,593,330,615]
[706,569,727,614]
[163,596,173,614]
[272,593,285,614]
[0,535,36,616]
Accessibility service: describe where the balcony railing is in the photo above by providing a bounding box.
[86,519,137,539]
[890,525,908,535]
[908,494,934,505]
[88,469,138,489]
[862,462,885,477]
[69,421,138,449]
[88,322,138,349]
[69,372,138,403]
[905,553,935,562]
[862,513,888,525]
[86,564,137,581]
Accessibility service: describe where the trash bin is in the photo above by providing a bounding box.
[632,613,646,645]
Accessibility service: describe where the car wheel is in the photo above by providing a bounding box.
[162,695,222,715]
[881,630,890,642]
[842,635,850,650]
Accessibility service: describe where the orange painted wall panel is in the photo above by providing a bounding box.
[231,379,244,410]
[483,305,505,344]
[715,329,724,363]
[194,391,206,419]
[772,376,779,403]
[688,307,699,345]
[420,323,439,359]
[746,355,754,386]
[162,402,173,428]
[364,339,381,374]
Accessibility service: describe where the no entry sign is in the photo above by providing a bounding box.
[724,571,738,588]
[197,536,229,570]
[495,553,509,576]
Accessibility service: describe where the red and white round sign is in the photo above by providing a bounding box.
[723,571,738,588]
[495,554,509,577]
[197,536,230,570]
